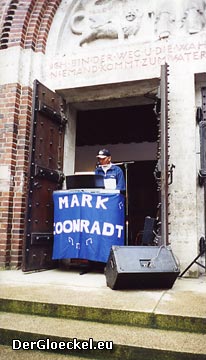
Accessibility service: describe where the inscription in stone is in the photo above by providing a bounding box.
[49,39,206,79]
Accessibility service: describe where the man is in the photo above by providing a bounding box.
[95,148,126,191]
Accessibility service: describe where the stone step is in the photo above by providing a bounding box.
[0,297,205,334]
[0,345,87,360]
[1,312,206,360]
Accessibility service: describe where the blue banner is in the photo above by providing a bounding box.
[52,191,125,263]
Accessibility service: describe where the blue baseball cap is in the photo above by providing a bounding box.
[96,149,111,158]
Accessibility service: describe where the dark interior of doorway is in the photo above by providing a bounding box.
[76,104,158,245]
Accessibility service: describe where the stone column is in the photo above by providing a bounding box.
[169,65,199,276]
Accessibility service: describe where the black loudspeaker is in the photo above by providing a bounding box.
[105,246,180,290]
[141,216,156,245]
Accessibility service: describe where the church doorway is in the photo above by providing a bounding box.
[22,65,169,271]
[75,104,159,245]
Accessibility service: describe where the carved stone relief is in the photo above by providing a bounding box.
[69,0,143,46]
[154,2,176,39]
[68,0,206,47]
[181,0,206,34]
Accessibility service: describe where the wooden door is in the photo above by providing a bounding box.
[22,80,66,271]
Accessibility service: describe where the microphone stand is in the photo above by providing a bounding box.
[114,161,135,246]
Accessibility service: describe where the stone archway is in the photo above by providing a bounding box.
[0,0,205,275]
[0,0,62,268]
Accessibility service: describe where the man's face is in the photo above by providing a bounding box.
[97,156,111,165]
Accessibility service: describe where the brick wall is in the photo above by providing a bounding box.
[0,0,61,53]
[0,84,32,268]
[11,86,33,268]
[0,0,61,268]
[0,83,21,268]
